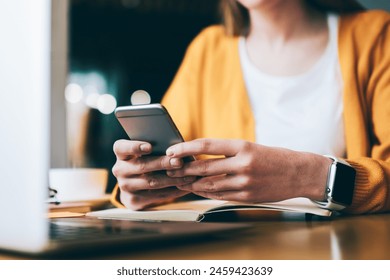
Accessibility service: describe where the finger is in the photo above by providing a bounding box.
[117,174,197,192]
[113,155,183,177]
[113,139,152,160]
[166,138,244,158]
[166,157,237,177]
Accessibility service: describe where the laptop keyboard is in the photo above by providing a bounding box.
[49,219,160,242]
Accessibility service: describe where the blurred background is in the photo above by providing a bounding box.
[63,0,390,193]
[65,0,220,192]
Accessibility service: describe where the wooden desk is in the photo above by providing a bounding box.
[101,213,390,260]
[1,213,389,260]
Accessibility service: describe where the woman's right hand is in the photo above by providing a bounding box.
[112,139,196,210]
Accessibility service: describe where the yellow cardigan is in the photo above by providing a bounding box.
[113,10,390,214]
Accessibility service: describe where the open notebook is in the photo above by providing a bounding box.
[87,197,331,222]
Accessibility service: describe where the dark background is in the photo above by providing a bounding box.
[69,0,220,192]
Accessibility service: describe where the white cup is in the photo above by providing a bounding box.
[49,168,108,202]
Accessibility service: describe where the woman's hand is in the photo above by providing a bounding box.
[165,138,331,203]
[112,139,196,210]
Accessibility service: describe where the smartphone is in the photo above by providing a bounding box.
[115,104,194,161]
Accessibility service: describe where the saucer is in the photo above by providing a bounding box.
[47,194,112,208]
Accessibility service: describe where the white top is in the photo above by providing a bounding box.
[239,14,345,157]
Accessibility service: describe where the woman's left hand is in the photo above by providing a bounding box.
[165,138,331,203]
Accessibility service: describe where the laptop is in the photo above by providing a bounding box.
[0,0,247,257]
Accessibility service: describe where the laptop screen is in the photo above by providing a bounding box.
[0,0,67,253]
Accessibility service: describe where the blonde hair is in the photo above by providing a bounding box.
[220,0,365,36]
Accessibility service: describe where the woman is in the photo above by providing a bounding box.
[112,0,390,214]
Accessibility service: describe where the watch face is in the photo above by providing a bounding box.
[332,163,356,206]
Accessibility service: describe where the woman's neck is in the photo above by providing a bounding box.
[247,0,325,44]
[243,0,329,76]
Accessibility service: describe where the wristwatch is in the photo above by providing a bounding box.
[313,156,356,211]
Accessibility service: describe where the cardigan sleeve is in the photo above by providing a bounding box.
[343,12,390,214]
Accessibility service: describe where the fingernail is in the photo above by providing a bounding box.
[166,170,175,176]
[169,158,182,168]
[140,143,150,152]
[166,148,174,156]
